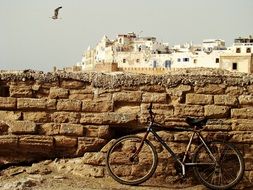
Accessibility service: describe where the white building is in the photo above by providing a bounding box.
[220,36,253,73]
[76,33,253,74]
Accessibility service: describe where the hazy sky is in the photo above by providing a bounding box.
[1,0,252,72]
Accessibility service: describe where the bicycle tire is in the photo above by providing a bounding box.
[192,141,245,190]
[106,135,158,185]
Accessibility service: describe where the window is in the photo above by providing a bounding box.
[177,58,181,62]
[232,63,238,70]
[136,59,140,63]
[246,48,251,53]
[236,48,241,53]
[215,58,220,63]
[194,59,197,64]
[164,60,171,68]
[123,59,126,63]
[153,61,157,68]
[183,58,189,62]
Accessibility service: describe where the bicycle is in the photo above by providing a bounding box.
[105,103,245,190]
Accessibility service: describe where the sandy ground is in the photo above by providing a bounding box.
[0,164,207,190]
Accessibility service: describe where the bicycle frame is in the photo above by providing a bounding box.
[135,120,217,177]
[106,103,245,189]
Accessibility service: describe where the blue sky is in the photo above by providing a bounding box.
[0,0,252,72]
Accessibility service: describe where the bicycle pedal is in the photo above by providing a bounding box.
[179,176,187,183]
[174,174,186,183]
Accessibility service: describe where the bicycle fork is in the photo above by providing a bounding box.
[131,129,150,160]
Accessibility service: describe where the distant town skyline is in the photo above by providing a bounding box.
[0,0,252,72]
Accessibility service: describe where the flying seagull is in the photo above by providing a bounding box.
[51,6,62,19]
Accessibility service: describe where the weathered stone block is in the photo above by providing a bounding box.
[225,86,244,95]
[51,112,80,123]
[82,152,106,165]
[204,105,230,118]
[9,84,33,98]
[194,84,225,94]
[205,124,232,131]
[232,119,253,131]
[174,104,204,117]
[72,164,104,178]
[114,105,140,120]
[59,123,84,136]
[76,137,107,156]
[61,80,85,89]
[142,92,167,103]
[186,93,213,105]
[173,132,192,142]
[0,111,22,120]
[46,99,57,110]
[17,98,56,110]
[247,85,253,94]
[54,136,77,147]
[80,112,137,125]
[23,112,49,123]
[80,113,104,124]
[69,94,93,100]
[49,87,68,99]
[153,131,174,142]
[231,108,253,119]
[82,100,113,112]
[57,99,82,111]
[238,95,253,105]
[93,92,112,101]
[17,98,46,110]
[70,86,93,94]
[0,97,16,109]
[40,123,60,135]
[166,85,191,97]
[19,135,54,151]
[41,82,58,89]
[100,139,116,153]
[244,155,253,171]
[113,91,142,102]
[229,132,253,143]
[0,135,18,147]
[140,85,165,92]
[214,95,238,106]
[84,125,111,139]
[7,120,37,134]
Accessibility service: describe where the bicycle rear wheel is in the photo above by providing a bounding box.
[193,141,245,190]
[106,135,158,185]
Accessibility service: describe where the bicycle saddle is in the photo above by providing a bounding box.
[185,117,208,129]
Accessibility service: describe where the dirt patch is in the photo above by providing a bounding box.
[0,159,207,190]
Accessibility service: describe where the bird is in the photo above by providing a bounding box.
[51,6,62,19]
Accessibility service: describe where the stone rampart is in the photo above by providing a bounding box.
[0,68,252,188]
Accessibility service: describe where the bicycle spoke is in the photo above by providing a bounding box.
[106,135,158,185]
[193,141,244,189]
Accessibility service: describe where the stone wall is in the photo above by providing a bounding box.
[0,68,252,188]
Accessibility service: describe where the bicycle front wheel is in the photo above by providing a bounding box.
[106,135,158,185]
[193,141,245,190]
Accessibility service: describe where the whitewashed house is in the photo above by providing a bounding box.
[220,36,253,73]
[75,33,253,74]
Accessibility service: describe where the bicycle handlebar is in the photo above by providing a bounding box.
[147,102,153,112]
[147,103,155,122]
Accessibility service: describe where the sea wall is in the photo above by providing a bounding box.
[0,68,252,188]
